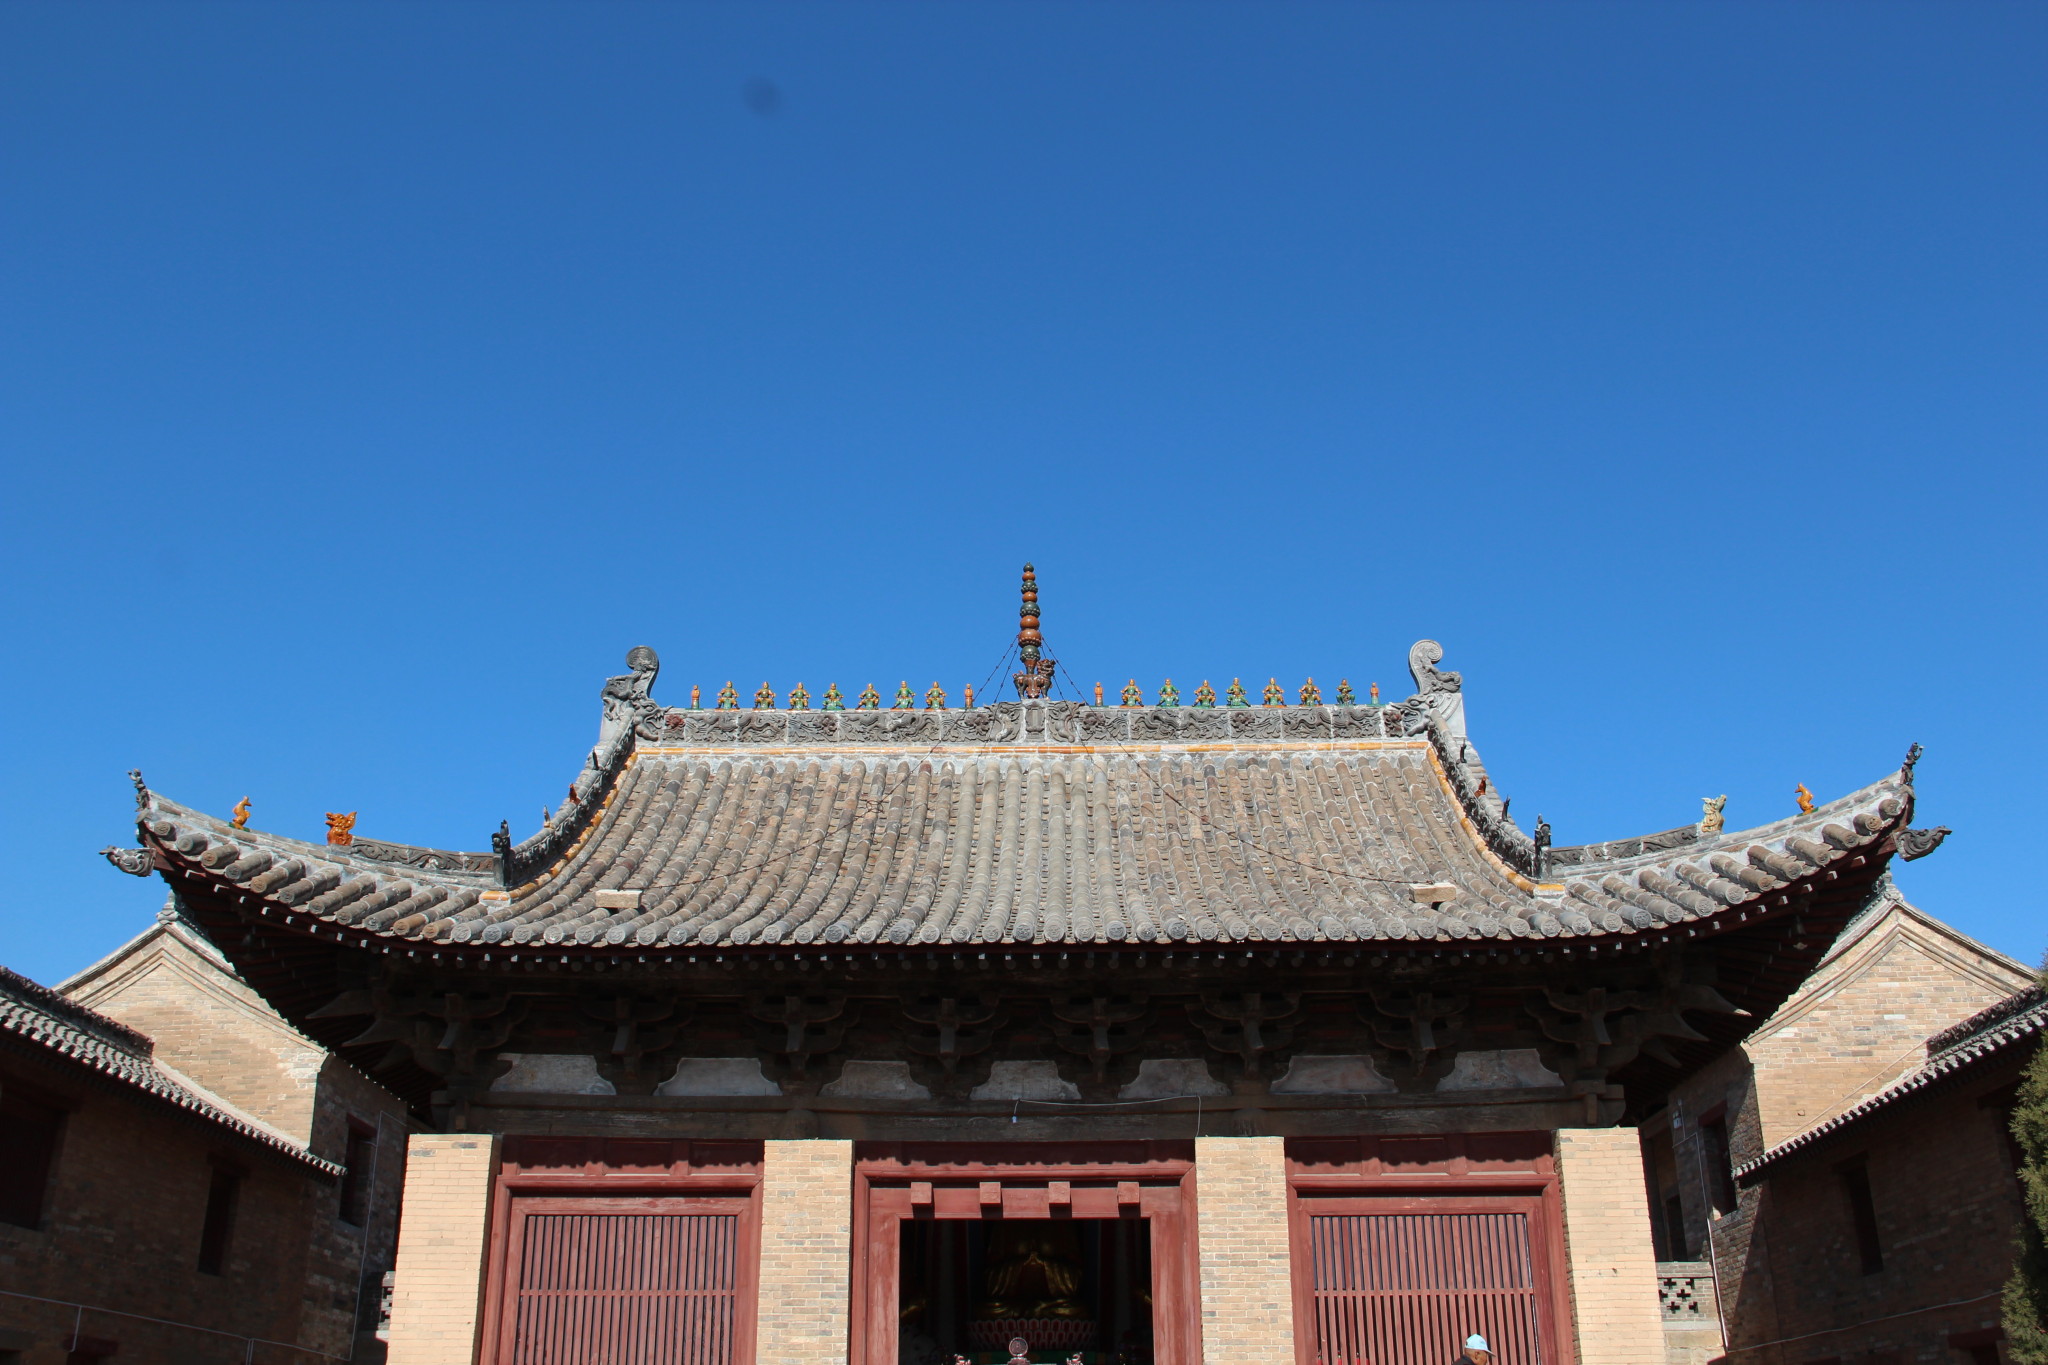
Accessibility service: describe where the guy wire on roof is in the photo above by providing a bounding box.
[549,746,1446,903]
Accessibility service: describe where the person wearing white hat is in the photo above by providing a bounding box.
[1454,1333,1493,1365]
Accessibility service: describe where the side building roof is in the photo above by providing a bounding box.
[1737,982,2048,1182]
[0,964,341,1176]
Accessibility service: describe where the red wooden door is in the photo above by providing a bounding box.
[1295,1196,1556,1365]
[495,1195,756,1365]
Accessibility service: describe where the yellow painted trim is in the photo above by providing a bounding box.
[1416,741,1564,896]
[634,738,1424,758]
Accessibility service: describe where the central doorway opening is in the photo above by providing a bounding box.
[898,1219,1153,1365]
[853,1142,1197,1365]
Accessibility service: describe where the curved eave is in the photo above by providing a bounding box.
[135,763,1910,961]
[1554,773,1911,934]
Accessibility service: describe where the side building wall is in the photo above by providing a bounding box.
[62,913,412,1358]
[0,1044,337,1364]
[1651,892,2031,1365]
[1727,1061,2024,1365]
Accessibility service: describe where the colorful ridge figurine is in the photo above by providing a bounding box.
[324,811,356,847]
[1193,680,1216,708]
[1121,679,1143,707]
[1263,678,1285,707]
[1370,682,1380,704]
[822,684,844,711]
[689,684,702,710]
[753,682,777,710]
[892,681,915,710]
[787,682,811,711]
[1700,795,1727,834]
[1226,678,1249,707]
[925,682,947,710]
[1158,679,1180,707]
[715,682,739,711]
[856,684,881,710]
[1299,677,1322,706]
[230,796,251,830]
[1796,783,1815,814]
[1334,679,1356,705]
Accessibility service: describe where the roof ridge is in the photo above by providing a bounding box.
[1929,982,2048,1057]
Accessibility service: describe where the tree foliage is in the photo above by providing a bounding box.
[2005,969,2048,1364]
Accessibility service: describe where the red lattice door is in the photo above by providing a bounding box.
[1299,1198,1554,1365]
[496,1195,755,1365]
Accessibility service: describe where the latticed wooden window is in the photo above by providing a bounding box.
[502,1200,749,1365]
[1305,1209,1545,1365]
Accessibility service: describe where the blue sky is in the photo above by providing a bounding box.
[2,2,2042,984]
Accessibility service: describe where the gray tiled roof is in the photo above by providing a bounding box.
[1736,983,2047,1181]
[0,966,339,1174]
[131,720,1910,955]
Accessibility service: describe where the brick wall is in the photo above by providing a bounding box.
[1726,1061,2026,1365]
[0,1047,332,1364]
[67,925,329,1144]
[63,920,412,1360]
[1658,898,2031,1361]
[1557,1128,1664,1365]
[1194,1136,1296,1365]
[386,1134,500,1365]
[756,1138,853,1365]
[1742,915,2029,1150]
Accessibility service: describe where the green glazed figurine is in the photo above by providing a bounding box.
[1158,679,1180,707]
[787,682,811,711]
[716,681,740,711]
[856,684,882,710]
[1120,679,1143,707]
[753,682,777,710]
[892,681,915,710]
[1263,677,1285,707]
[822,683,846,711]
[1193,680,1216,708]
[924,682,947,710]
[1334,679,1356,706]
[1226,678,1249,707]
[1298,677,1322,706]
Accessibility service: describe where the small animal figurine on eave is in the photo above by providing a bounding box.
[1700,794,1727,835]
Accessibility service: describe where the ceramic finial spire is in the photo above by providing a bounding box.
[1012,562,1057,699]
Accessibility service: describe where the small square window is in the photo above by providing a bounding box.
[0,1087,66,1230]
[338,1120,376,1226]
[1837,1159,1883,1275]
[197,1162,242,1275]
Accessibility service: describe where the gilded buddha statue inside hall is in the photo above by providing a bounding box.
[975,1224,1092,1322]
